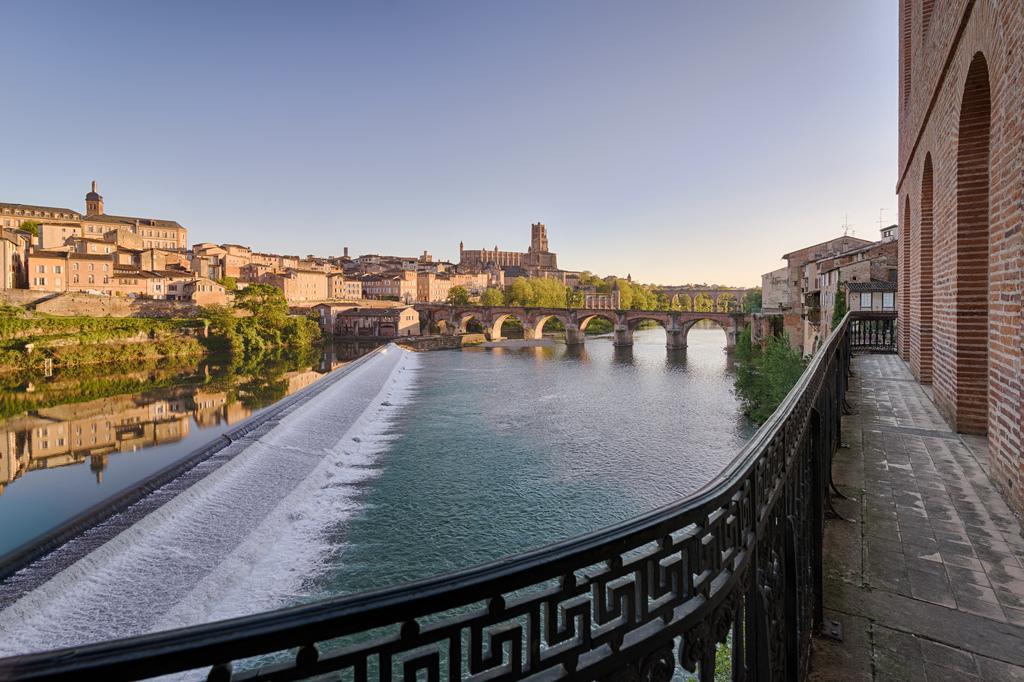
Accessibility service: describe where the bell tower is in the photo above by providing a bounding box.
[531,222,548,253]
[85,180,104,216]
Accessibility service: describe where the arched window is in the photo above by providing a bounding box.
[88,275,95,284]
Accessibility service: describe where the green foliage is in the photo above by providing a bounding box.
[506,277,570,307]
[478,287,505,306]
[612,278,662,310]
[693,292,715,313]
[19,220,40,237]
[446,286,470,305]
[742,288,763,313]
[583,317,613,334]
[576,271,611,293]
[733,326,808,425]
[201,284,321,361]
[217,276,238,291]
[0,314,199,342]
[831,281,848,329]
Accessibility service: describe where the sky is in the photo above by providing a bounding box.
[1,1,897,287]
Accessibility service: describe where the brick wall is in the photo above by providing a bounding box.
[897,0,1023,514]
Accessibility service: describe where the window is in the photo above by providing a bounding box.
[860,292,872,309]
[88,275,94,284]
[882,292,895,310]
[36,264,45,273]
[73,262,78,271]
[54,265,62,274]
[73,275,79,283]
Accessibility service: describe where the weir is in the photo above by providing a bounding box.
[0,345,420,656]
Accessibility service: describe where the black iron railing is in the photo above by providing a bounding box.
[0,313,896,682]
[849,311,897,353]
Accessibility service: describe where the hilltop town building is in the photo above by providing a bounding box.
[896,0,1023,513]
[459,223,559,275]
[2,182,188,253]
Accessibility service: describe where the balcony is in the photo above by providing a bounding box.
[1,313,1021,680]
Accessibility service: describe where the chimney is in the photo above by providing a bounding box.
[344,246,349,258]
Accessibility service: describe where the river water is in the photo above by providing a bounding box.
[0,327,753,659]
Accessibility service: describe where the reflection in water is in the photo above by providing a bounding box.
[665,347,688,370]
[612,345,635,365]
[0,341,385,497]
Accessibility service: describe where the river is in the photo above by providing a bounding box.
[0,326,753,659]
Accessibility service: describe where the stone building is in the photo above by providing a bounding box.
[328,273,362,300]
[329,306,420,338]
[260,268,329,303]
[458,223,559,274]
[361,271,417,303]
[810,235,899,339]
[845,281,898,314]
[896,0,1022,513]
[761,235,873,351]
[2,182,187,252]
[417,272,454,303]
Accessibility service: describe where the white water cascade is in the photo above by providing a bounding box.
[0,345,419,657]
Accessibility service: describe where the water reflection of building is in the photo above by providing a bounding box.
[0,345,388,494]
[2,382,281,492]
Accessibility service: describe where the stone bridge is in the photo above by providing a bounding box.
[414,304,748,350]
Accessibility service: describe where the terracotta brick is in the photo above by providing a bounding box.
[896,0,1023,515]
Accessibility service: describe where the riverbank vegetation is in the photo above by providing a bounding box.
[0,284,320,374]
[732,326,807,424]
[474,276,757,314]
[0,343,324,421]
[201,284,320,360]
[0,306,207,372]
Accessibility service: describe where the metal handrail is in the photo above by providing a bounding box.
[0,312,891,681]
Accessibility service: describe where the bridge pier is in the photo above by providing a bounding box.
[665,330,687,350]
[613,326,633,347]
[564,324,586,346]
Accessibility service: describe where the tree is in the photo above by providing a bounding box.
[733,327,807,424]
[831,282,848,330]
[235,283,288,321]
[217,276,238,292]
[19,220,40,237]
[479,287,505,306]
[446,286,470,305]
[742,289,763,313]
[694,292,715,313]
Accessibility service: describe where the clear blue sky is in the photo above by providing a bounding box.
[2,1,896,287]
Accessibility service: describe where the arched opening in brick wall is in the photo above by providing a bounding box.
[917,153,934,382]
[901,0,912,109]
[901,196,912,356]
[954,52,991,434]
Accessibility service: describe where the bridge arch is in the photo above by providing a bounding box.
[458,312,485,334]
[529,313,573,340]
[715,292,738,312]
[625,314,669,332]
[681,316,736,349]
[578,312,618,333]
[490,312,529,340]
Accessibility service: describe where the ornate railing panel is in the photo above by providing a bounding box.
[0,313,893,682]
[848,311,897,353]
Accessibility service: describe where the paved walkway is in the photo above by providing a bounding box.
[811,354,1024,681]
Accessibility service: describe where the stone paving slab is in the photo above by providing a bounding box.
[810,354,1024,681]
